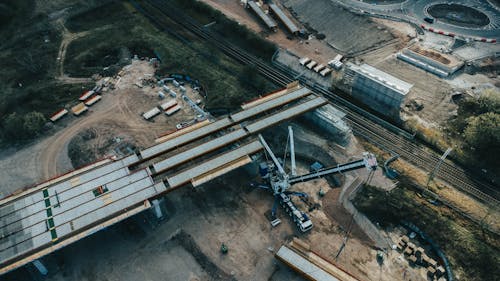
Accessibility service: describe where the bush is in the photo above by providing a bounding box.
[449,89,500,168]
[355,185,500,281]
[2,111,46,141]
[464,112,500,164]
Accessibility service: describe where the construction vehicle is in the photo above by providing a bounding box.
[255,126,378,232]
[220,243,228,254]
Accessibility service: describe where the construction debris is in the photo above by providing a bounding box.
[275,238,360,281]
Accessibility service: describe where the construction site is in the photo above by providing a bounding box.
[0,1,499,281]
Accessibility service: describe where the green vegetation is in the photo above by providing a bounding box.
[64,1,273,109]
[169,0,277,59]
[2,111,46,141]
[449,89,500,170]
[0,0,94,146]
[1,0,275,146]
[355,184,499,281]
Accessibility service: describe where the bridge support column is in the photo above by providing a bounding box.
[151,199,164,220]
[32,259,48,276]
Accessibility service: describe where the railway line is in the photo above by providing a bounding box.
[133,0,499,206]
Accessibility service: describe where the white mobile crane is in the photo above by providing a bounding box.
[256,126,378,232]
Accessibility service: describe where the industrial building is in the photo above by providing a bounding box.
[269,4,299,35]
[397,46,464,78]
[344,63,413,115]
[247,1,278,31]
[0,85,327,275]
[304,104,351,146]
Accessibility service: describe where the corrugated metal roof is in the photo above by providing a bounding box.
[85,95,101,106]
[79,90,94,101]
[348,63,413,95]
[269,4,299,33]
[71,103,88,115]
[142,107,161,119]
[248,1,277,29]
[50,109,68,122]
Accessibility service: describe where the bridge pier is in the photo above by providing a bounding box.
[151,199,165,220]
[31,259,48,276]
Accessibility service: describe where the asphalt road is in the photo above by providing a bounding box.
[333,0,500,39]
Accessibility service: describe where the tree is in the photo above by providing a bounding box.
[464,112,500,166]
[23,111,46,137]
[2,111,46,141]
[3,112,25,139]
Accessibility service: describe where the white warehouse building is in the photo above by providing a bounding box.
[344,63,413,115]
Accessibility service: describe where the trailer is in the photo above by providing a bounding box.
[306,60,317,69]
[313,64,326,73]
[84,95,102,106]
[160,100,178,110]
[165,104,181,116]
[299,57,311,66]
[142,107,161,120]
[320,68,332,77]
[79,90,94,101]
[49,109,68,122]
[71,103,88,116]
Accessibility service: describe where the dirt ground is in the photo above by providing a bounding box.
[5,118,428,281]
[0,59,427,280]
[198,0,339,62]
[0,60,204,197]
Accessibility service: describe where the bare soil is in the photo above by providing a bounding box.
[0,60,204,196]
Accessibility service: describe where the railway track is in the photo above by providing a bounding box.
[134,0,499,207]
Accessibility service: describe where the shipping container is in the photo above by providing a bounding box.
[79,90,94,101]
[165,104,181,116]
[84,95,102,106]
[313,64,326,73]
[169,89,177,98]
[71,103,88,116]
[160,100,178,110]
[299,57,311,66]
[49,109,68,122]
[142,107,161,120]
[306,61,317,69]
[319,68,332,77]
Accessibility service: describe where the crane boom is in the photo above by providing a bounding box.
[289,126,297,176]
[258,134,287,177]
[289,153,377,184]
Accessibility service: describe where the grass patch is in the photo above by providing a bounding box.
[65,1,126,32]
[354,184,499,281]
[169,0,277,59]
[1,0,275,146]
[65,1,274,109]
